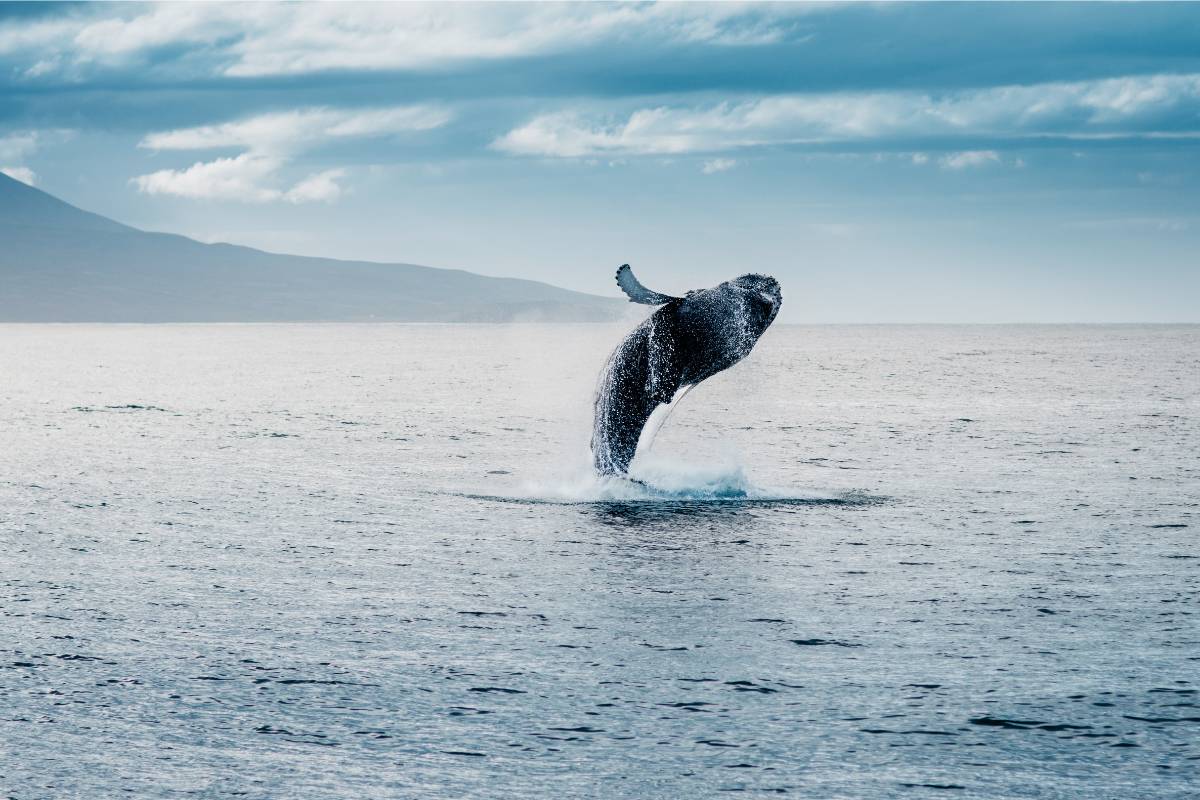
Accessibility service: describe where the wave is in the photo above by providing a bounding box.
[457,456,871,506]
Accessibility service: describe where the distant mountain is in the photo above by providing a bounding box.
[0,173,625,322]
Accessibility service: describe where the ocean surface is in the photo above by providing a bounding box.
[1,323,1197,799]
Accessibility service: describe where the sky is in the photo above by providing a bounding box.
[1,1,1198,322]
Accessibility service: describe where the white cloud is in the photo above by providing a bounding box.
[22,57,62,79]
[70,4,226,58]
[132,155,344,205]
[134,105,447,203]
[133,154,284,202]
[0,165,36,185]
[0,17,78,56]
[939,150,1000,170]
[493,108,727,158]
[283,169,345,204]
[701,158,737,174]
[494,73,1200,158]
[0,4,816,78]
[0,129,73,186]
[0,131,38,162]
[140,105,450,154]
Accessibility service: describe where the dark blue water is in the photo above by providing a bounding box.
[1,324,1196,798]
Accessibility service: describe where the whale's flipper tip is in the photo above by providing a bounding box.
[615,264,680,305]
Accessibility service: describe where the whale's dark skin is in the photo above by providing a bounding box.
[591,265,782,476]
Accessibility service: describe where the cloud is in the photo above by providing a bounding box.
[132,156,343,204]
[494,73,1200,158]
[0,129,73,185]
[139,106,450,153]
[222,4,801,77]
[133,157,347,204]
[0,131,39,161]
[0,16,77,57]
[70,4,226,58]
[938,150,1000,169]
[701,158,737,174]
[133,105,447,202]
[0,4,814,79]
[283,169,345,204]
[0,165,36,185]
[132,153,284,202]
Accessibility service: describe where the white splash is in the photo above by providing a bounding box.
[476,454,839,504]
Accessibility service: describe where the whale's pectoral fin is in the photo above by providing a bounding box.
[616,264,681,305]
[645,316,683,403]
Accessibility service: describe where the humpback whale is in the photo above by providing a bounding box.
[591,264,782,476]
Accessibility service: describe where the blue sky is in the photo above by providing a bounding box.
[1,1,1198,321]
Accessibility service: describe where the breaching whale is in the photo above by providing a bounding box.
[591,264,782,476]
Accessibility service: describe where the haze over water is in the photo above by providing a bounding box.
[2,323,1197,798]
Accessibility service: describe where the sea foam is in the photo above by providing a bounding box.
[472,454,840,505]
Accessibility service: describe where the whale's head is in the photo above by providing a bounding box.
[729,273,782,338]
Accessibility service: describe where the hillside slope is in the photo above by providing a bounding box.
[0,174,623,322]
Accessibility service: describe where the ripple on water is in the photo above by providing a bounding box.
[4,324,1197,798]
